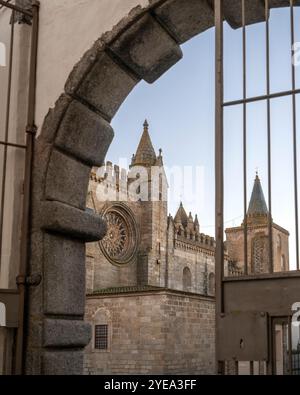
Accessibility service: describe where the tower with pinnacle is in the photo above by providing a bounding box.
[226,173,290,274]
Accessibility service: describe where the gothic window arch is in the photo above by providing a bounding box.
[252,235,269,274]
[92,308,111,353]
[208,273,215,296]
[183,267,192,292]
[277,234,282,249]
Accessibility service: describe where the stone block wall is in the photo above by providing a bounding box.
[168,248,215,295]
[84,290,215,375]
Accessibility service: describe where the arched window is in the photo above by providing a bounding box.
[252,235,269,273]
[183,267,192,291]
[92,308,111,352]
[277,234,282,249]
[159,173,163,201]
[208,273,215,296]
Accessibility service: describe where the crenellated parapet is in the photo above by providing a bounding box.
[90,162,128,196]
[170,202,215,254]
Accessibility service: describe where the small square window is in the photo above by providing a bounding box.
[95,324,108,350]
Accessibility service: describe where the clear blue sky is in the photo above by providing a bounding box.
[110,7,300,269]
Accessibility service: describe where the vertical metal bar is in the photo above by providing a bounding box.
[14,1,39,375]
[242,0,248,275]
[0,9,15,272]
[215,0,225,375]
[250,361,254,375]
[234,360,239,375]
[290,0,299,271]
[267,315,274,375]
[265,0,274,273]
[288,317,293,375]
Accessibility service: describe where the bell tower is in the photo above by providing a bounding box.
[226,173,290,274]
[130,120,168,287]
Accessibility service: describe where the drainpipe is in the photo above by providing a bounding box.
[14,0,39,375]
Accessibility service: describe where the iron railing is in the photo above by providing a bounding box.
[215,0,300,375]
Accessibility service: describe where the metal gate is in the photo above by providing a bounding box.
[215,0,300,375]
[0,0,38,375]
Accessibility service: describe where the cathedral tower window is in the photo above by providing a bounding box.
[183,267,192,292]
[92,308,111,353]
[252,235,269,274]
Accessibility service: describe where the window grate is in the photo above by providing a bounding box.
[95,325,108,350]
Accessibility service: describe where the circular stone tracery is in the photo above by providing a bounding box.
[100,205,138,265]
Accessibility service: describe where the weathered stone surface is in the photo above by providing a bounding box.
[55,100,114,167]
[40,94,72,143]
[44,319,91,348]
[110,14,183,84]
[43,351,84,375]
[44,234,86,316]
[45,149,91,210]
[154,0,214,44]
[68,52,139,121]
[41,200,107,242]
[84,292,215,375]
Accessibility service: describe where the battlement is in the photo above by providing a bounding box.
[169,205,216,254]
[90,162,128,193]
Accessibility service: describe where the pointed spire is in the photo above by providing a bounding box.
[174,202,188,228]
[247,173,268,223]
[131,120,157,167]
[194,214,200,232]
[187,212,195,232]
[157,148,164,166]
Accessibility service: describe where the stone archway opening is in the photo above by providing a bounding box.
[26,0,297,375]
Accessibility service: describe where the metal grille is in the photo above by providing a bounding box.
[292,350,300,375]
[95,325,108,350]
[215,0,300,375]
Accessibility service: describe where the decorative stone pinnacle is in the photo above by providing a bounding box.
[143,119,149,130]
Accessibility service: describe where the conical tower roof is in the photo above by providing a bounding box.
[248,173,268,216]
[174,202,188,228]
[247,173,269,224]
[131,120,157,167]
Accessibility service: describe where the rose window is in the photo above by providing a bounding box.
[100,205,138,265]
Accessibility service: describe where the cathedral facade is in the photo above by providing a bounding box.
[83,122,289,375]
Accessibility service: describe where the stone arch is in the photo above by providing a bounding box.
[26,0,295,375]
[183,267,192,291]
